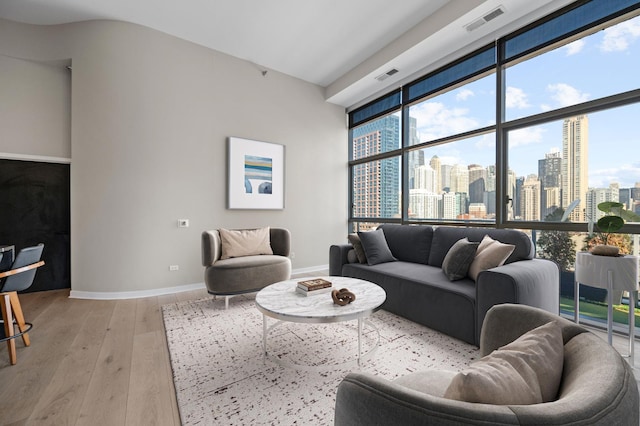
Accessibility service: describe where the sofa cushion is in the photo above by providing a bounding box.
[444,321,563,405]
[347,233,367,263]
[442,238,479,281]
[468,235,515,281]
[219,227,273,259]
[378,224,433,264]
[358,229,397,265]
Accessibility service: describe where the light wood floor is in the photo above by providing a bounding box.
[2,284,639,425]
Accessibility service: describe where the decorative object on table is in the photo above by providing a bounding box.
[296,278,333,296]
[227,137,284,210]
[587,201,640,256]
[332,288,356,306]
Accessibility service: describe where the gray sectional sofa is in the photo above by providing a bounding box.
[329,224,559,345]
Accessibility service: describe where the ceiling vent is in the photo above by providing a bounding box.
[375,68,399,82]
[465,5,505,32]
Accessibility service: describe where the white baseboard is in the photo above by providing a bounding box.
[68,264,330,300]
[292,264,329,275]
[69,282,206,300]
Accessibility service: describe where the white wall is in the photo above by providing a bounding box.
[0,55,70,159]
[0,18,348,296]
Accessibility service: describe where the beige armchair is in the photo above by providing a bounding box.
[201,228,291,309]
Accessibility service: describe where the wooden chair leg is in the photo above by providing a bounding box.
[1,293,17,365]
[9,292,30,346]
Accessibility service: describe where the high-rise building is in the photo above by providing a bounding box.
[468,164,486,204]
[450,164,469,198]
[441,164,452,192]
[407,117,423,189]
[561,115,589,222]
[538,149,562,219]
[442,192,457,219]
[521,175,541,221]
[351,115,400,218]
[429,155,442,194]
[586,183,619,222]
[414,164,437,193]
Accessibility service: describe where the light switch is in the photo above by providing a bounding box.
[178,219,189,228]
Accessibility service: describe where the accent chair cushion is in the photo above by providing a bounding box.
[441,238,479,281]
[348,233,367,264]
[219,227,273,259]
[468,235,516,281]
[444,321,564,405]
[358,229,397,266]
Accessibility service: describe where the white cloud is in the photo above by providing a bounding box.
[599,17,640,52]
[508,127,545,148]
[412,102,479,141]
[564,39,585,55]
[456,89,474,101]
[505,86,530,109]
[474,133,496,149]
[546,83,590,108]
[590,163,640,188]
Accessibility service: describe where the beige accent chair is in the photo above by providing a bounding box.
[335,303,639,425]
[201,228,291,309]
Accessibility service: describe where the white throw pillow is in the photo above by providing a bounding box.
[219,227,273,259]
[467,235,515,281]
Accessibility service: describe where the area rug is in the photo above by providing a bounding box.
[162,295,479,426]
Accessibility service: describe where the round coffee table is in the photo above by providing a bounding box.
[255,276,386,370]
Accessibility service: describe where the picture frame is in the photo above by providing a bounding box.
[227,137,285,209]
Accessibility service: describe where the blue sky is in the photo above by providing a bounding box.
[410,14,640,188]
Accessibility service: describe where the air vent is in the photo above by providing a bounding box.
[465,5,505,32]
[375,68,399,82]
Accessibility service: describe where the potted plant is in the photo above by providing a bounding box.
[588,201,640,256]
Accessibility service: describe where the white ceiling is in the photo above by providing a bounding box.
[0,0,576,108]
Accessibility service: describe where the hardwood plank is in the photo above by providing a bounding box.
[75,299,137,426]
[125,330,177,426]
[24,299,115,425]
[0,295,93,423]
[133,296,163,336]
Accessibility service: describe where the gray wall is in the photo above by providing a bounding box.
[0,18,347,296]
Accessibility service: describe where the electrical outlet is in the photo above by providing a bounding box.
[290,252,295,259]
[169,265,179,271]
[178,219,189,228]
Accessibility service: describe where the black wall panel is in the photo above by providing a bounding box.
[0,159,70,292]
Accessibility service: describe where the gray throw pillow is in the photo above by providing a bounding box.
[441,238,479,281]
[444,321,564,405]
[358,229,397,265]
[347,233,367,264]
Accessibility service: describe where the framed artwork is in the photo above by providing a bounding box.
[227,137,284,209]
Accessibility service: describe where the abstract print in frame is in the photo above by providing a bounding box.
[227,137,284,209]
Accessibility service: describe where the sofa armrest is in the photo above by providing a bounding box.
[475,258,559,345]
[479,303,587,357]
[335,372,517,426]
[269,228,291,257]
[329,244,352,276]
[202,230,221,267]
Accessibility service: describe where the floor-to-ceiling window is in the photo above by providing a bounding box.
[348,0,640,332]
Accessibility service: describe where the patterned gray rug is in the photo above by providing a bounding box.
[162,295,479,426]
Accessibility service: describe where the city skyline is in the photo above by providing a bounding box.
[408,14,640,189]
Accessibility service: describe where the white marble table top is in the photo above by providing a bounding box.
[255,276,386,324]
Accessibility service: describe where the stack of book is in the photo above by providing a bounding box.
[296,278,332,297]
